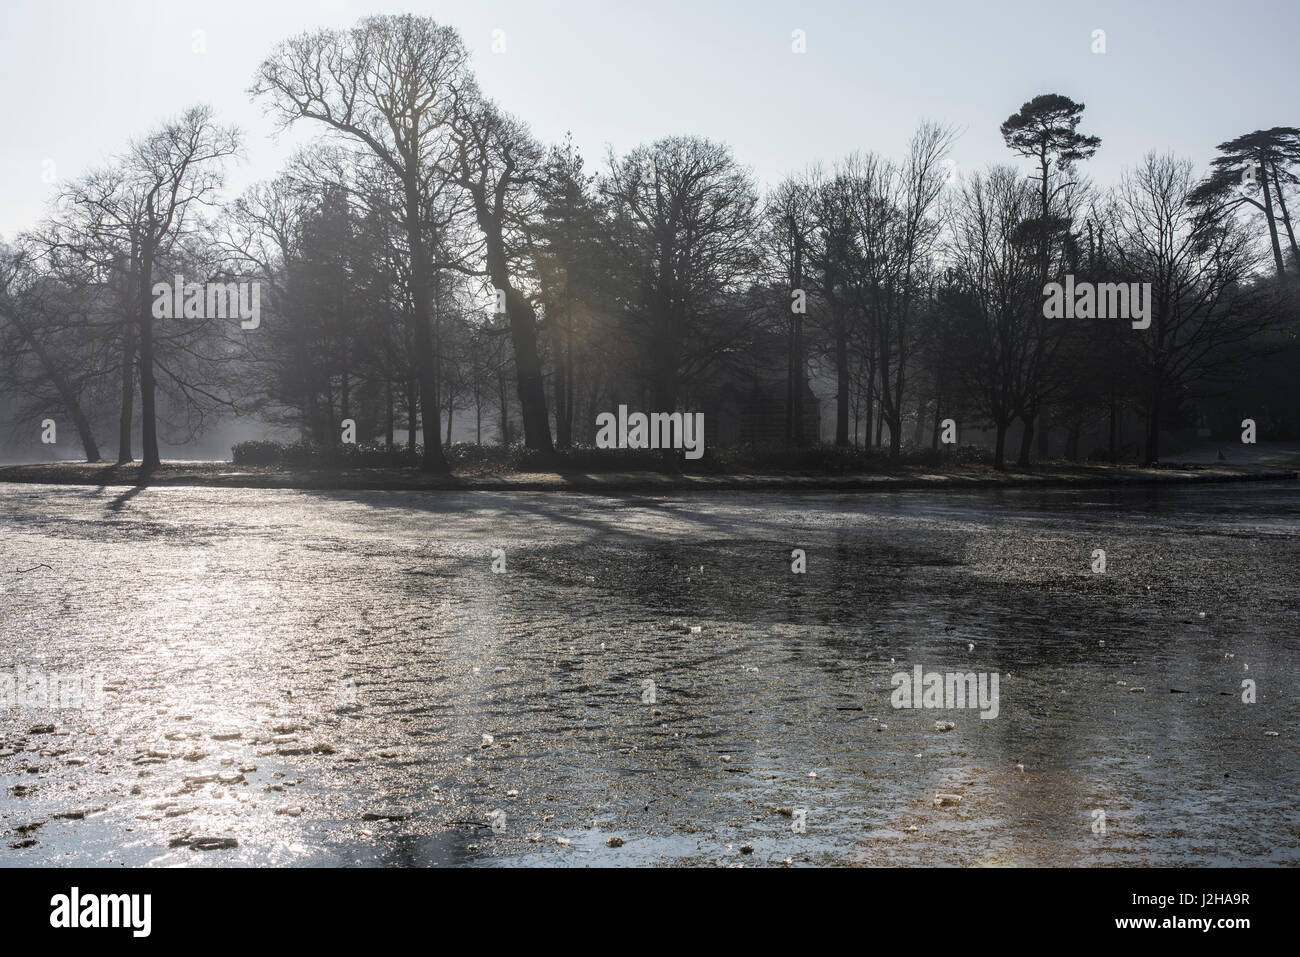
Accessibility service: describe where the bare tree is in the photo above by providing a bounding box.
[450,96,553,454]
[843,124,953,457]
[604,136,761,464]
[1102,153,1275,463]
[52,107,239,469]
[943,166,1042,468]
[762,170,821,445]
[253,14,474,471]
[0,243,104,461]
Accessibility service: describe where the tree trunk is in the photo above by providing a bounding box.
[498,369,512,447]
[403,180,448,473]
[885,368,903,457]
[790,316,805,446]
[385,381,394,448]
[1145,387,1162,465]
[406,378,417,455]
[653,353,681,473]
[911,399,927,447]
[137,243,160,471]
[555,319,572,450]
[880,324,906,459]
[117,307,136,464]
[6,310,101,462]
[473,191,552,455]
[497,275,552,455]
[559,309,575,448]
[863,355,875,449]
[834,317,849,447]
[1258,153,1287,276]
[1270,162,1300,273]
[788,230,806,446]
[48,369,101,463]
[1108,389,1118,462]
[1016,414,1034,466]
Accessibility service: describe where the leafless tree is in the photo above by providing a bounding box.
[1102,153,1275,463]
[450,95,553,454]
[253,14,474,471]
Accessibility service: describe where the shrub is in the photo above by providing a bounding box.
[231,440,285,466]
[231,439,997,472]
[231,439,420,468]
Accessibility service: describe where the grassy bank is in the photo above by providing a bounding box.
[0,459,1293,492]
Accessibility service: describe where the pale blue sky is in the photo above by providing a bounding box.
[1,0,1296,238]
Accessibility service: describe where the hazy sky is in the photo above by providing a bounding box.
[1,0,1295,238]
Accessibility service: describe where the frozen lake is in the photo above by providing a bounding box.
[0,482,1296,866]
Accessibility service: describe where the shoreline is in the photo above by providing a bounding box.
[0,460,1294,493]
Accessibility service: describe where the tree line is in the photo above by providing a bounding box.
[2,15,1297,471]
